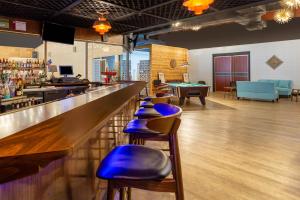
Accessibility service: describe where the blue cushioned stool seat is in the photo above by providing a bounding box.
[134,108,162,118]
[140,101,154,108]
[135,103,181,119]
[124,119,161,137]
[97,145,172,180]
[153,103,181,116]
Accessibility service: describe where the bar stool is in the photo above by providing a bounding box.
[139,95,172,108]
[96,115,184,200]
[128,104,182,145]
[135,103,181,119]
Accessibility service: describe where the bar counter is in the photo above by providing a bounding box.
[0,81,145,200]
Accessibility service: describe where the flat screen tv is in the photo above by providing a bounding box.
[59,66,74,76]
[42,22,75,45]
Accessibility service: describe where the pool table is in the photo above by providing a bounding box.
[168,83,210,106]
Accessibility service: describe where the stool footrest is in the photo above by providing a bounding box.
[110,179,177,193]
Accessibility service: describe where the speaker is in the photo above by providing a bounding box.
[101,34,109,42]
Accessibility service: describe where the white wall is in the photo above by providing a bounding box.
[189,39,300,88]
[34,41,86,78]
[47,41,86,78]
[34,42,124,80]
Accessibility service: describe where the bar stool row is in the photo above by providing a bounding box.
[96,96,184,200]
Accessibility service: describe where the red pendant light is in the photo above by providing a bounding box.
[183,0,214,15]
[93,16,112,35]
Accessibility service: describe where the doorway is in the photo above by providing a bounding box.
[213,52,250,92]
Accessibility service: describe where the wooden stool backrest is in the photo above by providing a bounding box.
[146,104,182,135]
[151,97,171,104]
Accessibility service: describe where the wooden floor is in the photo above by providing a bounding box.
[133,93,300,200]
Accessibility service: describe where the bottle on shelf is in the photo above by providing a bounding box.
[42,60,46,68]
[0,83,3,98]
[15,78,24,96]
[8,79,16,98]
[3,83,10,99]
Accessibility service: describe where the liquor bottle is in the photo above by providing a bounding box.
[3,83,10,99]
[0,84,3,99]
[15,78,23,96]
[42,60,46,68]
[32,59,35,68]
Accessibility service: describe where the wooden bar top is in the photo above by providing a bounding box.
[0,81,145,183]
[0,85,117,140]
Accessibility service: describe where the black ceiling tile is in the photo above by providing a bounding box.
[99,0,168,10]
[116,14,166,28]
[110,22,136,33]
[70,0,133,20]
[145,0,194,20]
[8,0,78,11]
[52,14,94,27]
[0,2,53,20]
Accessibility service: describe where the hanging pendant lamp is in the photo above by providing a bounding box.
[183,0,214,15]
[93,16,112,35]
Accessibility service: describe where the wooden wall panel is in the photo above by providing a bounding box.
[0,16,42,35]
[0,46,33,58]
[75,27,123,44]
[150,44,188,94]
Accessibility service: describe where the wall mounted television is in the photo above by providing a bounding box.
[42,22,75,45]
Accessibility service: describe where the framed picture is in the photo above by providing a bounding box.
[158,72,166,83]
[183,73,189,83]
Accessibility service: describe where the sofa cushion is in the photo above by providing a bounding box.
[278,80,290,88]
[258,80,279,87]
[276,87,290,92]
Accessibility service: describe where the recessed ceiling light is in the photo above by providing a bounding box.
[191,25,202,31]
[172,22,182,27]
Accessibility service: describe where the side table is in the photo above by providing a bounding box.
[291,89,300,102]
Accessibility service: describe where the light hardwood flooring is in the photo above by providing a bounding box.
[133,93,300,200]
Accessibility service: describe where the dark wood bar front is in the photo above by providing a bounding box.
[0,81,145,200]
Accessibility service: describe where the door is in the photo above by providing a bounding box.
[232,55,249,82]
[213,52,250,91]
[213,56,232,92]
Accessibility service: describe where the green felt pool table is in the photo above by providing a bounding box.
[168,83,210,106]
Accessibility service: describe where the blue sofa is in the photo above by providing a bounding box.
[236,81,279,102]
[257,80,292,96]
